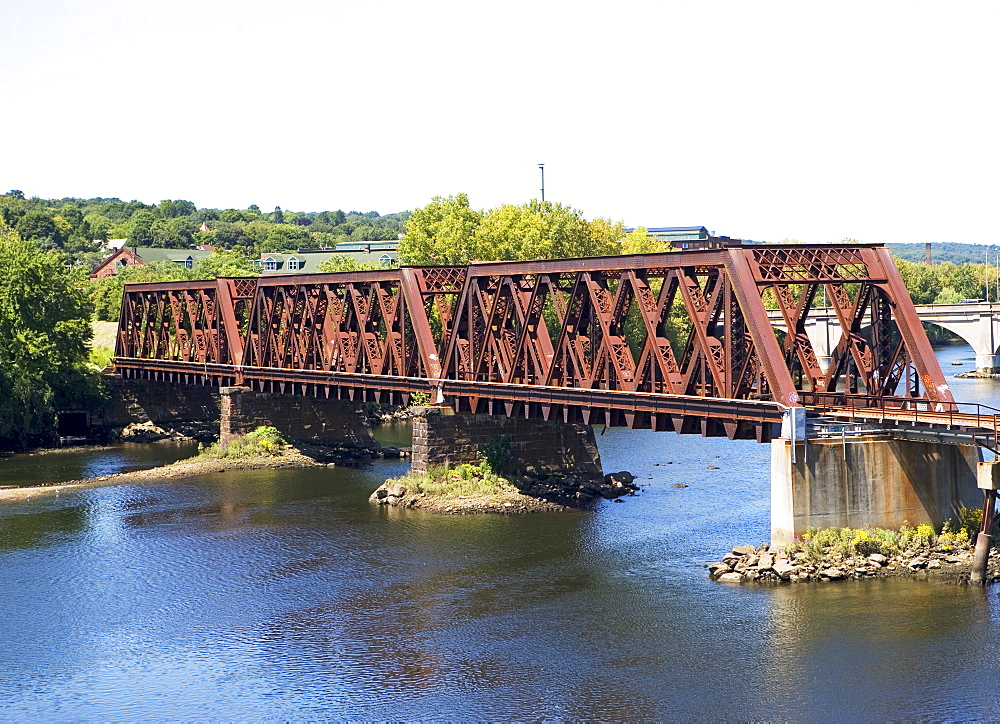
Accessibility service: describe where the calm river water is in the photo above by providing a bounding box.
[2,345,1000,719]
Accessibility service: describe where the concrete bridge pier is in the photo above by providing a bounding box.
[976,353,999,376]
[770,412,982,544]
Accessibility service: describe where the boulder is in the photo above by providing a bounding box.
[717,572,743,584]
[119,421,173,442]
[604,471,636,487]
[387,482,407,498]
[772,562,796,581]
[708,562,732,577]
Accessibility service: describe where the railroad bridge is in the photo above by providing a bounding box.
[109,243,999,545]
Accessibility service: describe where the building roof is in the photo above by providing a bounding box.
[131,247,214,264]
[256,250,398,274]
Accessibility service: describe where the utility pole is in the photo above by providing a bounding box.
[538,163,545,202]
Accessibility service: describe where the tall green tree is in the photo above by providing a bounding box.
[400,195,639,265]
[398,193,483,265]
[128,209,156,245]
[0,221,96,447]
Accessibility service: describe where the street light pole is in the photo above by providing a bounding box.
[538,163,545,202]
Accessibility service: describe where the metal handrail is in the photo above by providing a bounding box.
[809,392,1000,448]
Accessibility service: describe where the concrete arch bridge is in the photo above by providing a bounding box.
[769,302,1000,376]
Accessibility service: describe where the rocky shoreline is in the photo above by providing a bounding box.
[709,542,1000,584]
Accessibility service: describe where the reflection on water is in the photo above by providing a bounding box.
[0,441,199,488]
[0,345,999,717]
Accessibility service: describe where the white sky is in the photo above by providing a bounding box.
[2,0,997,244]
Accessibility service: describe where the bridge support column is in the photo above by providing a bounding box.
[219,386,377,451]
[410,406,603,480]
[770,434,981,544]
[976,353,999,375]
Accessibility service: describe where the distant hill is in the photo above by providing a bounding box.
[886,242,1000,265]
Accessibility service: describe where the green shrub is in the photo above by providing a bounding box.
[785,520,972,560]
[480,435,512,476]
[200,426,288,459]
[393,457,519,499]
[89,345,113,370]
[959,507,983,538]
[409,391,431,406]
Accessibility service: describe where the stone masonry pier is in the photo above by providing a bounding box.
[409,406,603,480]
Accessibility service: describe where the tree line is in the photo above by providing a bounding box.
[0,190,410,270]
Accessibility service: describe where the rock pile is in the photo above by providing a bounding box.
[370,469,640,514]
[709,543,998,584]
[116,421,179,443]
[516,470,639,507]
[115,420,217,443]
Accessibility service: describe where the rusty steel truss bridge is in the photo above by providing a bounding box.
[112,243,1000,445]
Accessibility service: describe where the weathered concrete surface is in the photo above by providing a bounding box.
[771,435,982,544]
[410,406,603,479]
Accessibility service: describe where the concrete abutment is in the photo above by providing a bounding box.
[771,434,983,544]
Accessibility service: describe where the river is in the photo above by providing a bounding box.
[1,344,1000,719]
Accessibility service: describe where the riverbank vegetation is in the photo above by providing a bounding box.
[197,426,289,460]
[370,458,574,514]
[783,513,980,561]
[404,460,519,498]
[710,512,993,584]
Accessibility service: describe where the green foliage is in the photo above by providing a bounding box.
[399,194,637,265]
[894,258,943,305]
[315,255,383,273]
[89,345,113,370]
[190,251,258,279]
[200,426,288,459]
[785,519,976,562]
[408,391,431,406]
[0,194,409,269]
[89,260,188,321]
[958,506,982,538]
[0,220,99,447]
[933,286,963,305]
[398,193,483,265]
[406,458,517,498]
[890,242,1000,266]
[479,435,512,476]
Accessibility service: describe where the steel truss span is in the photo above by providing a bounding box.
[113,244,954,442]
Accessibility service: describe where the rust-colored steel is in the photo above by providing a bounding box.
[112,244,956,440]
